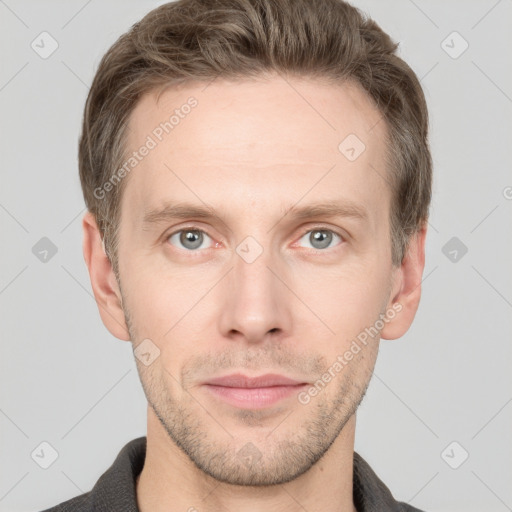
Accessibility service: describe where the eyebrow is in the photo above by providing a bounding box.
[142,200,368,228]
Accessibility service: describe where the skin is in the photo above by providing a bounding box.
[82,73,427,512]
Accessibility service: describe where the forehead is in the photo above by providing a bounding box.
[121,74,390,225]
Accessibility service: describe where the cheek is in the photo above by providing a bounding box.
[293,273,386,386]
[122,262,216,365]
[291,260,389,338]
[125,255,207,318]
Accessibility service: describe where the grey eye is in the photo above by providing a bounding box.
[298,229,341,250]
[168,229,212,251]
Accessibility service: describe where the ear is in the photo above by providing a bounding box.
[380,223,427,340]
[82,211,131,341]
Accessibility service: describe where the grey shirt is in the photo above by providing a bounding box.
[40,436,425,512]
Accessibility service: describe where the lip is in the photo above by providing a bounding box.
[201,373,308,410]
[204,373,305,388]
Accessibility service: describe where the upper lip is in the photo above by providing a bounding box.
[203,373,306,388]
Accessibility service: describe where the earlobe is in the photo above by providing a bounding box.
[82,211,131,341]
[380,224,428,340]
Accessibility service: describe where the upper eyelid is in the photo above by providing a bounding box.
[297,225,344,239]
[166,225,215,241]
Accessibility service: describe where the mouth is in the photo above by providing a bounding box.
[201,373,309,410]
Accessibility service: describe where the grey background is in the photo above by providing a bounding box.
[1,1,511,511]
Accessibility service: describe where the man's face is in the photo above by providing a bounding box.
[116,75,398,485]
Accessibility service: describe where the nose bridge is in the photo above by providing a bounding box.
[218,234,291,343]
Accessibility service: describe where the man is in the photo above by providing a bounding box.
[42,0,432,510]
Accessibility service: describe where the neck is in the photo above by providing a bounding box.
[136,406,358,512]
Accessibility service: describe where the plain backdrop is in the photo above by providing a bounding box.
[1,1,511,511]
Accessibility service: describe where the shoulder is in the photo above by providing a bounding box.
[353,451,427,512]
[37,437,146,512]
[395,502,426,512]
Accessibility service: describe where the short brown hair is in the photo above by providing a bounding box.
[79,0,432,275]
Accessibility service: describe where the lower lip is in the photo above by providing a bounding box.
[203,384,308,409]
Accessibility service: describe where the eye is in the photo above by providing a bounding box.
[167,228,214,251]
[165,226,343,253]
[296,228,343,251]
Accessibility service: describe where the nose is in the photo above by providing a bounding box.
[218,242,292,345]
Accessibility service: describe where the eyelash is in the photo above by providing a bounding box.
[165,225,344,253]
